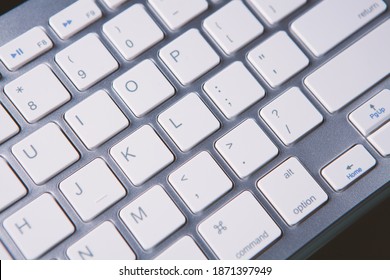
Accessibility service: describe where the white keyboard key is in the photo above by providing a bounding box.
[248,0,306,24]
[321,145,376,191]
[0,158,27,212]
[305,20,390,113]
[65,90,128,149]
[3,193,75,259]
[198,191,281,260]
[203,1,263,55]
[56,34,118,91]
[0,104,19,144]
[60,158,126,222]
[149,0,208,30]
[12,123,80,185]
[367,122,390,157]
[67,221,135,260]
[260,87,323,145]
[291,0,386,56]
[158,93,220,152]
[110,125,174,186]
[102,0,128,9]
[120,185,185,250]
[159,29,220,85]
[169,151,232,213]
[155,236,207,260]
[0,242,12,260]
[349,89,390,136]
[113,59,175,117]
[4,64,71,123]
[49,0,102,40]
[258,157,328,226]
[215,119,278,178]
[248,31,309,87]
[0,27,53,71]
[103,4,164,60]
[204,62,265,119]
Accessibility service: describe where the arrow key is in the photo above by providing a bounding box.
[321,145,376,191]
[349,89,390,136]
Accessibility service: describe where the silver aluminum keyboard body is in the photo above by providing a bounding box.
[0,0,389,259]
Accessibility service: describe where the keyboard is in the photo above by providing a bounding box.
[0,0,389,260]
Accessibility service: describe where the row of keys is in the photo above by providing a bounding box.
[6,92,217,187]
[1,1,312,88]
[10,89,375,198]
[3,58,174,125]
[10,0,386,98]
[0,0,209,72]
[3,142,377,259]
[2,0,387,106]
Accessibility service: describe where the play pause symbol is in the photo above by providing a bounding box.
[11,48,24,58]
